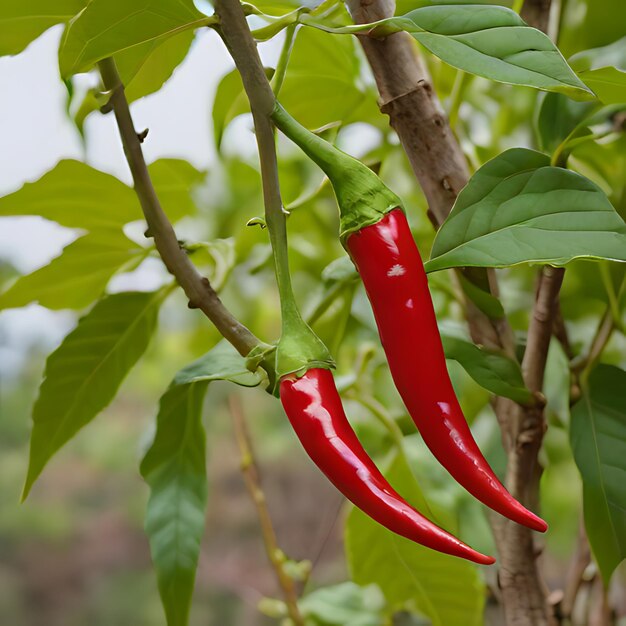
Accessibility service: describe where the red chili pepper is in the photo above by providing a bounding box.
[280,367,496,565]
[346,209,547,533]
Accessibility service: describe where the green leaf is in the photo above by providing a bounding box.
[148,159,205,222]
[346,451,486,626]
[569,37,626,73]
[212,68,252,149]
[306,4,591,98]
[279,26,378,131]
[116,29,196,103]
[71,30,196,129]
[457,272,505,319]
[570,364,626,584]
[0,0,85,57]
[0,159,200,230]
[300,582,386,626]
[400,6,591,97]
[170,341,263,388]
[535,92,597,153]
[23,289,167,499]
[58,0,207,78]
[0,160,138,229]
[579,67,626,105]
[0,231,143,311]
[441,335,532,404]
[426,148,626,272]
[141,343,261,626]
[141,382,208,626]
[212,25,377,145]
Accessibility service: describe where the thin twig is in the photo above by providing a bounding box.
[560,518,592,621]
[229,396,305,625]
[97,58,261,358]
[571,310,615,377]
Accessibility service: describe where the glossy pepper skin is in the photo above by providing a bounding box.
[346,209,547,533]
[280,367,496,565]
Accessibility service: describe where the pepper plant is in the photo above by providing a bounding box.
[1,0,626,625]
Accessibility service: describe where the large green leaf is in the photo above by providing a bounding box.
[141,342,261,626]
[0,161,137,229]
[345,451,485,626]
[58,0,208,78]
[0,231,143,311]
[570,364,626,584]
[23,289,167,499]
[426,148,626,272]
[71,29,196,130]
[306,5,591,98]
[442,335,532,404]
[0,0,85,57]
[0,159,201,229]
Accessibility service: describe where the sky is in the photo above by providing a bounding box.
[0,25,281,377]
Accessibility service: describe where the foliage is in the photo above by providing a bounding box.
[1,0,625,625]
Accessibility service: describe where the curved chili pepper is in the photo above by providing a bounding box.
[346,209,547,533]
[280,367,496,564]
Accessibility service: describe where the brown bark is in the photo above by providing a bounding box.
[345,0,561,624]
[521,0,552,35]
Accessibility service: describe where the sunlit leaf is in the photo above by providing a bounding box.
[148,159,205,222]
[141,342,261,626]
[346,451,486,626]
[212,67,257,149]
[569,37,626,73]
[426,148,626,271]
[117,29,196,103]
[0,0,85,57]
[0,159,202,230]
[0,231,143,311]
[0,161,137,229]
[570,364,626,584]
[579,67,626,105]
[23,289,168,499]
[58,0,208,78]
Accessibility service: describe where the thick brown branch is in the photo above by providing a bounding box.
[98,58,260,357]
[521,0,552,33]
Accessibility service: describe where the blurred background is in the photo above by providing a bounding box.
[1,0,625,624]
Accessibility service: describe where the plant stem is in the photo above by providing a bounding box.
[357,395,405,449]
[448,70,471,129]
[215,0,332,376]
[271,23,297,96]
[97,57,262,360]
[229,396,305,625]
[214,3,298,330]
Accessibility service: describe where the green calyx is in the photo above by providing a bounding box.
[275,314,335,391]
[271,104,402,242]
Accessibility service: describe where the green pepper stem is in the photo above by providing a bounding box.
[271,104,402,241]
[215,0,333,380]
